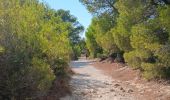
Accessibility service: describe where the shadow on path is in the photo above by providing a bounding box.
[70,60,96,68]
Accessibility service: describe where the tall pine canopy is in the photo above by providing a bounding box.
[81,0,170,79]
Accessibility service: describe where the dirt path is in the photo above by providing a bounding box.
[60,59,145,100]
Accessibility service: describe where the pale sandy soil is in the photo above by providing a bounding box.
[60,58,170,100]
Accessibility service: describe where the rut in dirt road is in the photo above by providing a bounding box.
[60,59,144,100]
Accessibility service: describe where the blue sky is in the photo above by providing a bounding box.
[40,0,92,37]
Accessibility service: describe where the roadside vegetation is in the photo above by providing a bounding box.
[80,0,170,80]
[1,0,170,99]
[0,0,84,99]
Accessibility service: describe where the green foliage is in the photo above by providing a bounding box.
[142,45,170,79]
[80,0,120,58]
[141,63,164,80]
[30,57,55,91]
[156,45,170,68]
[79,0,117,16]
[96,53,107,60]
[72,45,81,60]
[54,9,84,60]
[112,0,149,52]
[127,5,170,79]
[113,0,170,79]
[85,25,102,58]
[124,51,142,69]
[85,15,119,58]
[0,0,82,99]
[83,0,170,80]
[78,39,86,52]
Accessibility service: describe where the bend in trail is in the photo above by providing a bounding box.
[60,58,146,100]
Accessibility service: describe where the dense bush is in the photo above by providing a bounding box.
[0,0,83,99]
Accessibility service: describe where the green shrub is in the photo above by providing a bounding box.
[0,0,73,99]
[141,63,164,80]
[124,51,142,69]
[30,57,56,92]
[97,53,107,60]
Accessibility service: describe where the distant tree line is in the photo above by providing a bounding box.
[80,0,170,80]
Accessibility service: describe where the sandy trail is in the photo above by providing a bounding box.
[60,59,145,100]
